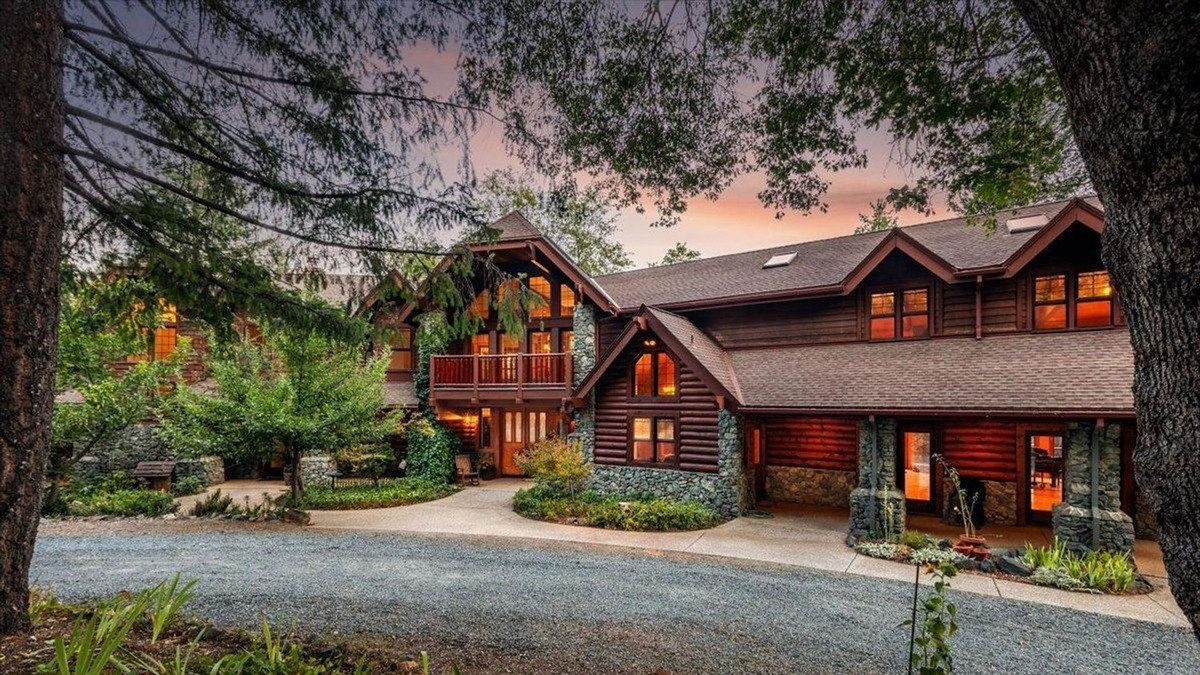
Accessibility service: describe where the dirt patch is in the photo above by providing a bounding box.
[37,517,299,537]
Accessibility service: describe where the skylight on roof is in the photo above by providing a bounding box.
[762,252,797,269]
[1005,214,1048,234]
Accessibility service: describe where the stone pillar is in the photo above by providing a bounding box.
[716,409,752,515]
[569,303,598,462]
[848,418,905,543]
[1052,422,1134,554]
[299,455,337,489]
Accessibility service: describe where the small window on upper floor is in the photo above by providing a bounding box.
[869,288,930,341]
[1076,271,1113,328]
[528,277,552,318]
[1033,271,1113,331]
[388,327,414,372]
[1033,274,1067,330]
[559,284,577,317]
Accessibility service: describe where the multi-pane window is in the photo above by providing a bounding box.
[1033,274,1068,330]
[901,289,930,338]
[559,285,576,317]
[869,289,929,340]
[561,330,574,354]
[499,333,521,354]
[152,302,179,361]
[1033,271,1113,330]
[528,277,552,318]
[632,349,677,398]
[388,327,413,372]
[470,334,491,355]
[631,416,677,465]
[468,290,489,320]
[869,292,896,340]
[1076,271,1113,328]
[530,331,552,353]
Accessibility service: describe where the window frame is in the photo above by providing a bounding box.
[628,343,680,401]
[1031,270,1114,331]
[867,286,931,342]
[528,276,553,319]
[387,326,414,373]
[627,411,681,468]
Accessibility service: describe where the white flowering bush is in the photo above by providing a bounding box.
[909,547,968,566]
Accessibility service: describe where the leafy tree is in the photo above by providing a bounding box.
[46,276,183,515]
[651,242,702,267]
[854,199,898,235]
[473,169,633,275]
[452,0,1200,635]
[158,328,401,507]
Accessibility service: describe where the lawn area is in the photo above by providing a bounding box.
[297,477,459,511]
[512,485,723,532]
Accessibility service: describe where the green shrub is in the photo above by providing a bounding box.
[513,487,722,531]
[189,489,235,517]
[405,415,459,483]
[1022,539,1070,570]
[900,530,931,550]
[514,436,591,496]
[1023,539,1138,593]
[69,489,178,518]
[298,477,458,510]
[910,547,967,566]
[1030,566,1086,591]
[170,475,205,497]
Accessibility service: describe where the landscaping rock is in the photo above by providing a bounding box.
[997,556,1033,577]
[282,508,311,526]
[980,560,996,573]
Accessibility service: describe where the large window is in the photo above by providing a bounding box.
[528,277,552,318]
[559,285,577,317]
[1033,271,1113,330]
[632,345,677,398]
[470,334,491,355]
[530,331,553,354]
[869,289,929,340]
[561,330,574,354]
[468,290,489,320]
[630,415,678,465]
[152,302,179,361]
[388,327,413,372]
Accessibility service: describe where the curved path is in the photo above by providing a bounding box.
[31,529,1200,674]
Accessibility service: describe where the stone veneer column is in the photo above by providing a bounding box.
[299,456,337,489]
[848,418,906,542]
[569,303,597,462]
[1052,422,1134,554]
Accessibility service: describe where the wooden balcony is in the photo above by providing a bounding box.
[429,353,573,403]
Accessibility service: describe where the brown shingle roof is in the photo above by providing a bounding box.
[474,211,542,243]
[595,197,1103,310]
[644,307,742,402]
[728,328,1134,414]
[384,381,419,409]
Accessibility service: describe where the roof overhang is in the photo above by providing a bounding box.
[737,406,1135,419]
[997,198,1106,279]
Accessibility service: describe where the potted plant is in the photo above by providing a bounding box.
[934,455,988,557]
[477,450,496,480]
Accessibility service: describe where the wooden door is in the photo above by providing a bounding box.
[745,421,766,502]
[501,410,525,476]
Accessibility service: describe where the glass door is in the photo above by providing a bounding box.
[899,429,935,512]
[1028,433,1065,523]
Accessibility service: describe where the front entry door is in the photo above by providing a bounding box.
[500,409,561,476]
[898,428,936,512]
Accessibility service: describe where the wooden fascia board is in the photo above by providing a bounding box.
[841,230,959,292]
[1001,200,1106,279]
[737,405,1135,419]
[641,310,740,404]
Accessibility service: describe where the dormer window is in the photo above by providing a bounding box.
[869,289,929,341]
[632,344,677,398]
[528,277,552,318]
[1033,271,1113,330]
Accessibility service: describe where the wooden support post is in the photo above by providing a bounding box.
[974,274,983,340]
[473,354,480,401]
[517,354,524,401]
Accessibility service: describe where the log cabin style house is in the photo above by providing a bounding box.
[373,197,1143,552]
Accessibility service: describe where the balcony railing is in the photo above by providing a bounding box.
[429,352,573,400]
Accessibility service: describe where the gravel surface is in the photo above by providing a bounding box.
[31,529,1200,674]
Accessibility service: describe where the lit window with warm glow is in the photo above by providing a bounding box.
[152,302,179,361]
[559,284,577,317]
[1033,274,1067,330]
[468,290,489,319]
[1029,434,1065,515]
[1076,271,1113,328]
[561,330,574,354]
[470,334,491,355]
[869,292,896,340]
[530,331,552,353]
[632,347,677,398]
[901,289,929,338]
[500,333,521,354]
[388,327,414,372]
[902,431,932,502]
[630,415,677,465]
[528,277,552,318]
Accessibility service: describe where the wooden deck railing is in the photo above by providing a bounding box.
[429,352,573,399]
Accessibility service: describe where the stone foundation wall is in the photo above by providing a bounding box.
[982,479,1017,526]
[72,424,173,480]
[299,456,336,489]
[1052,422,1134,554]
[766,466,856,507]
[174,457,225,487]
[588,410,749,518]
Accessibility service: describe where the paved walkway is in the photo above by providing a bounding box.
[308,478,1188,628]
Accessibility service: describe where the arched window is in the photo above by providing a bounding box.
[631,342,678,398]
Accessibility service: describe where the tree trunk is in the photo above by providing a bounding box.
[289,448,304,507]
[0,0,64,635]
[1015,0,1200,637]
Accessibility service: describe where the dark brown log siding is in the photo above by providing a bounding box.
[764,417,858,472]
[940,421,1018,482]
[440,410,478,451]
[690,295,859,348]
[593,343,720,473]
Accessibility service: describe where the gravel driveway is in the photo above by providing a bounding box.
[31,530,1200,674]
